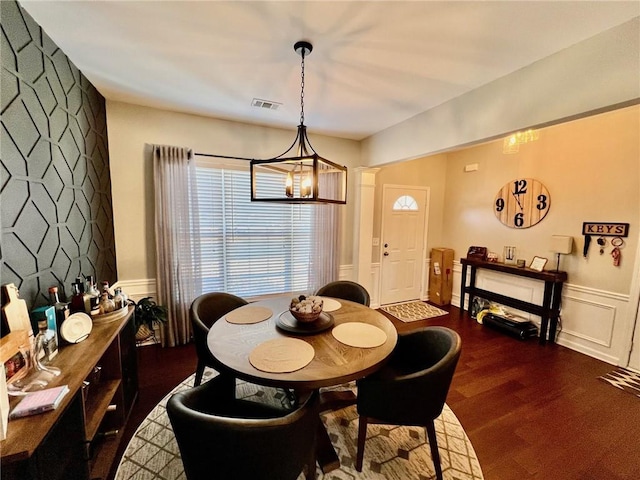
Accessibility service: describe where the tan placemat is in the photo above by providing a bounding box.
[225,306,273,324]
[249,338,315,373]
[332,322,387,348]
[320,297,342,312]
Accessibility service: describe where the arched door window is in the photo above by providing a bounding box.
[392,195,418,211]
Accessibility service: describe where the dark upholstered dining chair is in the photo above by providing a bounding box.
[316,280,370,306]
[190,292,248,387]
[167,375,320,480]
[355,326,462,480]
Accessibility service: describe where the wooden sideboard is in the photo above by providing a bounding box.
[459,258,567,344]
[1,307,138,480]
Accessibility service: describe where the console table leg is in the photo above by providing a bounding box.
[460,264,468,312]
[539,281,554,344]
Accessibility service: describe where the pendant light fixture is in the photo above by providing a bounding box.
[249,41,348,204]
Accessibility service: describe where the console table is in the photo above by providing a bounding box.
[459,258,567,344]
[1,307,138,480]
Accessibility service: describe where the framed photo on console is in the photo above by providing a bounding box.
[529,256,548,272]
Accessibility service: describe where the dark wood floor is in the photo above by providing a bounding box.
[110,306,640,480]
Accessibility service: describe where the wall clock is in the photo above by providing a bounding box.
[494,178,550,228]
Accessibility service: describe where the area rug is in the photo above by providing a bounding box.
[599,367,640,398]
[380,301,448,323]
[115,369,483,480]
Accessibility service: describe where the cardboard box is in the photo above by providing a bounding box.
[429,248,454,306]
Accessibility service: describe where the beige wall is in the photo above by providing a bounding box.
[372,154,448,261]
[372,106,639,295]
[441,106,639,294]
[106,101,361,282]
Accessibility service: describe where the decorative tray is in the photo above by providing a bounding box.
[91,305,129,324]
[276,311,334,335]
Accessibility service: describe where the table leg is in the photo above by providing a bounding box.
[539,281,554,345]
[304,389,358,474]
[467,266,477,315]
[316,420,341,473]
[460,263,468,312]
[548,282,564,343]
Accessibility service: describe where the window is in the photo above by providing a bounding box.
[393,195,418,211]
[195,160,314,297]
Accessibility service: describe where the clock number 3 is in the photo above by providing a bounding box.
[536,194,548,211]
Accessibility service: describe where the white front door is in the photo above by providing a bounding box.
[379,186,428,305]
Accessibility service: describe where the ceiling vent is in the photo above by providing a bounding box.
[252,98,281,110]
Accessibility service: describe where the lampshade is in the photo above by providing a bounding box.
[249,41,348,204]
[550,235,573,254]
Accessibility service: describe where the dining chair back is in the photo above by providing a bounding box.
[355,326,462,479]
[190,292,248,386]
[167,376,319,480]
[316,280,371,306]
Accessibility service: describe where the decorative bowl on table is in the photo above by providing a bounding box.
[289,295,324,323]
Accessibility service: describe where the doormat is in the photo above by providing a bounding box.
[599,367,640,399]
[380,301,448,323]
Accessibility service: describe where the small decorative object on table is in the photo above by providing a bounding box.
[504,246,516,265]
[289,295,323,323]
[529,256,548,272]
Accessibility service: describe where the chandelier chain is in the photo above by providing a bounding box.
[300,49,305,126]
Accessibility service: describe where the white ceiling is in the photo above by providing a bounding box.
[19,1,640,140]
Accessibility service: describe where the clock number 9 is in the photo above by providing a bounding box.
[536,194,548,211]
[514,212,524,227]
[495,198,505,212]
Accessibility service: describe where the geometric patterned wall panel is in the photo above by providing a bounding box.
[0,0,116,310]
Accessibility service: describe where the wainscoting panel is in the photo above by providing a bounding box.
[560,296,616,348]
[449,261,631,365]
[125,258,633,365]
[113,278,157,302]
[558,286,630,365]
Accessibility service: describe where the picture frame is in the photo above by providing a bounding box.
[530,256,548,272]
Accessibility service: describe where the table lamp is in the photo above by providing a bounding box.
[550,235,573,271]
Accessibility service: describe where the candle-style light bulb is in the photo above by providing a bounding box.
[301,174,312,197]
[285,171,294,197]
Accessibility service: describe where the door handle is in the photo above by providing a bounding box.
[383,252,389,256]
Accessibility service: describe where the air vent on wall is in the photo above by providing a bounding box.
[252,98,281,110]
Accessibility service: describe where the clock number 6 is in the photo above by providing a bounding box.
[495,198,505,212]
[514,212,524,227]
[536,194,548,211]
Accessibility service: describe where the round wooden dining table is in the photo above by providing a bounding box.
[207,295,398,474]
[207,295,398,391]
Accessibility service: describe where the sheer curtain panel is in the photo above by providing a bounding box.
[153,145,201,347]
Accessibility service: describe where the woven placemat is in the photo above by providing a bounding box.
[380,301,448,323]
[320,297,342,312]
[332,322,387,348]
[249,338,315,373]
[225,306,273,324]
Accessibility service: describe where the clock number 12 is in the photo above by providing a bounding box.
[513,179,527,195]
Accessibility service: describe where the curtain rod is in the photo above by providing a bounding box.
[194,152,255,161]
